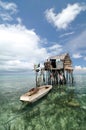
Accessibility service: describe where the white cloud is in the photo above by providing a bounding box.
[48,44,62,50]
[75,66,86,71]
[48,44,63,56]
[0,24,63,71]
[16,17,22,25]
[72,53,82,59]
[0,13,13,21]
[84,57,86,60]
[59,32,74,38]
[0,24,49,71]
[0,0,17,13]
[75,65,82,70]
[74,65,86,74]
[45,3,86,29]
[0,24,63,72]
[0,0,17,21]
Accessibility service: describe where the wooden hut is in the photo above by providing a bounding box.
[44,53,73,85]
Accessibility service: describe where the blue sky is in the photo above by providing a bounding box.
[0,0,86,73]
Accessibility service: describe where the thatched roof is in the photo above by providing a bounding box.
[49,53,69,60]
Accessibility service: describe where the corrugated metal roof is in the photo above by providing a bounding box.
[49,53,68,60]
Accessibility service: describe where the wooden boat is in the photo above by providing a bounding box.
[20,85,52,103]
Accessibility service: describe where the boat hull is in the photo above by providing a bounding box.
[20,85,52,103]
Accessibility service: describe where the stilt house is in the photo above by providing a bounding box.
[44,53,73,85]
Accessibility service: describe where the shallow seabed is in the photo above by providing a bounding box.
[0,74,86,130]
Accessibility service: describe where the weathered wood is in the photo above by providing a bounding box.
[43,53,73,85]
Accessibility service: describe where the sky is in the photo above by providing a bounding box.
[0,0,86,73]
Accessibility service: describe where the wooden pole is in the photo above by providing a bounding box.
[71,71,73,84]
[36,71,38,87]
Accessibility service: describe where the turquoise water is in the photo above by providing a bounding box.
[0,73,86,130]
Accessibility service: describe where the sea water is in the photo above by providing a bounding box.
[0,72,86,130]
